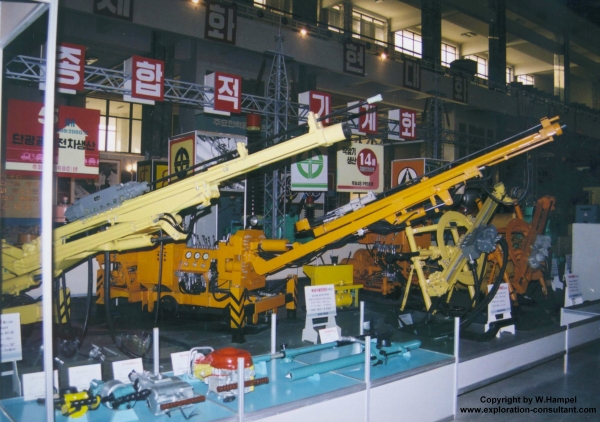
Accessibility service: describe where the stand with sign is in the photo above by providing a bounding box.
[564,273,583,307]
[1,313,23,395]
[485,284,515,336]
[302,285,340,344]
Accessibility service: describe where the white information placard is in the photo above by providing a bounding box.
[566,274,582,299]
[1,313,22,362]
[319,327,341,344]
[171,351,191,377]
[551,258,563,291]
[488,283,512,315]
[112,358,144,384]
[23,370,59,401]
[68,364,102,392]
[305,285,337,316]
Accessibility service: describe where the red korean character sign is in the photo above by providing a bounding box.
[58,43,85,93]
[400,109,417,140]
[298,91,331,125]
[124,55,164,104]
[389,109,417,140]
[204,71,241,115]
[348,101,378,135]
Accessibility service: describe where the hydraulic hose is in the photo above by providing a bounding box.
[76,255,95,348]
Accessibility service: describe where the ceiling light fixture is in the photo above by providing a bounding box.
[461,31,477,38]
[191,0,200,4]
[86,57,98,65]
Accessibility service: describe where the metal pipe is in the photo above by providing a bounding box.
[270,313,276,355]
[253,341,339,363]
[153,328,160,376]
[360,301,365,335]
[286,353,367,381]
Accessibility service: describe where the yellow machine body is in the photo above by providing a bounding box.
[303,265,362,308]
[96,230,293,328]
[0,112,348,328]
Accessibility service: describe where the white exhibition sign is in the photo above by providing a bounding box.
[171,351,191,376]
[305,285,337,316]
[1,313,22,362]
[22,370,59,401]
[565,273,583,307]
[303,285,340,344]
[68,364,102,392]
[112,358,144,384]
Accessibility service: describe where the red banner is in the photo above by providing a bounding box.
[5,99,100,178]
[124,55,165,102]
[58,42,85,92]
[299,91,331,124]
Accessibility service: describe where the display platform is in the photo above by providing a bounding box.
[561,299,600,363]
[0,341,454,422]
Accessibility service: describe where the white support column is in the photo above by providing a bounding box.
[41,1,59,421]
[271,312,277,354]
[364,335,371,422]
[238,357,245,422]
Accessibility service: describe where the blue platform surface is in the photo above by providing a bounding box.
[0,344,452,422]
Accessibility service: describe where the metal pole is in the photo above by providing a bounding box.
[364,335,371,422]
[237,357,245,422]
[359,301,365,335]
[271,313,277,355]
[153,327,160,376]
[453,317,460,418]
[42,1,59,421]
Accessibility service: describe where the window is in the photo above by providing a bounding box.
[328,5,343,32]
[464,54,487,79]
[441,43,457,67]
[394,30,422,58]
[506,66,514,83]
[517,74,534,85]
[86,98,142,153]
[352,10,386,45]
[254,0,292,14]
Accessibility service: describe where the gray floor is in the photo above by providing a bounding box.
[456,345,600,421]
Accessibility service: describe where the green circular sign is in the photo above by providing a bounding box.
[296,154,324,179]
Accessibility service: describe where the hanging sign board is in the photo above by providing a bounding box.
[5,99,100,177]
[337,143,384,193]
[298,91,331,124]
[291,148,328,191]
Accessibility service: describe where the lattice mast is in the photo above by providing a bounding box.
[263,29,290,238]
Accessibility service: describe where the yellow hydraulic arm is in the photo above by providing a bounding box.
[251,117,563,277]
[1,113,351,298]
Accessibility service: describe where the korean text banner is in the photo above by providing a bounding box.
[5,99,100,178]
